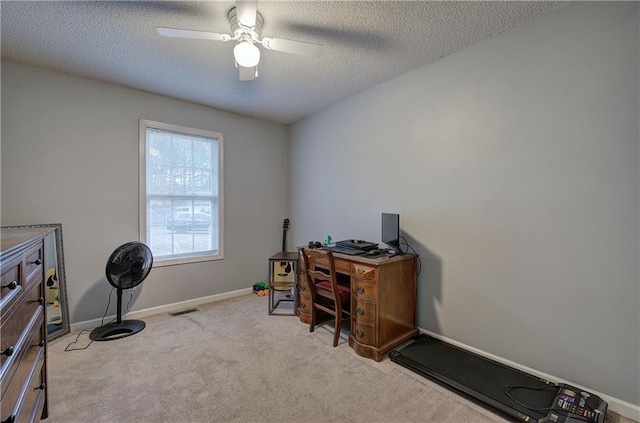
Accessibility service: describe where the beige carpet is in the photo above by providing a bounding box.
[46,294,632,423]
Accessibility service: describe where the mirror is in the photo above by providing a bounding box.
[1,223,70,341]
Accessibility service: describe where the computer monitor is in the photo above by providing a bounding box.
[382,213,402,254]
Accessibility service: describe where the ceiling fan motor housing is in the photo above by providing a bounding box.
[228,7,263,41]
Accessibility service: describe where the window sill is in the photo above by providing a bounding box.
[154,253,223,267]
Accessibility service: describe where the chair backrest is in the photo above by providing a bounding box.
[300,248,341,303]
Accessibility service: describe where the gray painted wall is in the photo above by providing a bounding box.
[2,62,288,323]
[289,2,639,405]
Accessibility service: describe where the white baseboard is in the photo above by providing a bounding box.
[70,288,252,332]
[418,328,640,422]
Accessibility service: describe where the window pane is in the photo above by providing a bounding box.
[148,198,173,256]
[193,170,212,195]
[173,167,191,194]
[148,164,172,195]
[148,132,171,166]
[142,121,222,263]
[172,136,192,167]
[193,140,212,169]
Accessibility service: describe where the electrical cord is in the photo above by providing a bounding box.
[122,290,134,320]
[398,235,422,276]
[64,287,115,352]
[64,330,93,352]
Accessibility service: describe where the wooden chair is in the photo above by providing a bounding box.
[299,248,351,347]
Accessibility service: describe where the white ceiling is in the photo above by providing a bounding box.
[1,1,570,125]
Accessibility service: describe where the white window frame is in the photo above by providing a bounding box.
[139,119,224,266]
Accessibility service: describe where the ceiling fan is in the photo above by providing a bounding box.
[157,0,323,81]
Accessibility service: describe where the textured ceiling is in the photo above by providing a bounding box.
[1,1,570,124]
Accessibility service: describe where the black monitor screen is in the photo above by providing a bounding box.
[382,213,400,250]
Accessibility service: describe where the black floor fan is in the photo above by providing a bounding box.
[89,241,153,341]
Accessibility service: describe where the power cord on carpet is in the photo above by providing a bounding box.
[64,287,115,352]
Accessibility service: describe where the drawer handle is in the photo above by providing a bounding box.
[301,303,306,309]
[30,258,42,266]
[37,340,45,348]
[357,268,366,274]
[356,286,365,294]
[33,296,44,305]
[2,414,15,423]
[356,307,364,316]
[1,280,18,290]
[299,285,306,292]
[1,345,14,357]
[35,383,46,391]
[356,330,365,339]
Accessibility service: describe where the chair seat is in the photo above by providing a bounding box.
[316,280,350,295]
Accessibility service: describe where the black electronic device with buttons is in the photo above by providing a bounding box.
[538,384,607,423]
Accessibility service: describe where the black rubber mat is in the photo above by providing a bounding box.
[390,334,557,421]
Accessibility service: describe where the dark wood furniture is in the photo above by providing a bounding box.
[297,248,418,361]
[268,252,298,315]
[1,227,51,422]
[299,248,351,347]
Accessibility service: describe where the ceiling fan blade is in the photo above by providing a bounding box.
[236,0,258,27]
[238,65,257,81]
[157,27,231,41]
[261,37,323,57]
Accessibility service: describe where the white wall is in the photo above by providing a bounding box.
[2,62,288,323]
[289,2,639,408]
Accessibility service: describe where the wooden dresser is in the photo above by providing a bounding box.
[298,249,419,361]
[1,228,51,423]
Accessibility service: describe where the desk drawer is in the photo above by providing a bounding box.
[351,264,376,280]
[298,280,309,296]
[354,300,376,324]
[353,278,377,302]
[353,322,376,346]
[309,255,350,275]
[298,297,310,313]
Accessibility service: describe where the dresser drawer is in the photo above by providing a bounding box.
[0,315,45,422]
[354,300,376,324]
[353,322,376,345]
[353,278,377,302]
[351,263,376,279]
[0,284,44,381]
[2,350,45,423]
[16,357,46,423]
[1,256,24,318]
[23,245,44,294]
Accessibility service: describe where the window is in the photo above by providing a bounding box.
[139,120,223,266]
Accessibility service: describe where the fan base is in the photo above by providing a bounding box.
[89,319,146,341]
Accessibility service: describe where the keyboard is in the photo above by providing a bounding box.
[325,245,367,255]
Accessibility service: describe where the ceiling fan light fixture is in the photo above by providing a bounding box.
[234,41,260,68]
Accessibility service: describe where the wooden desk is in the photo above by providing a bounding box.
[297,248,418,361]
